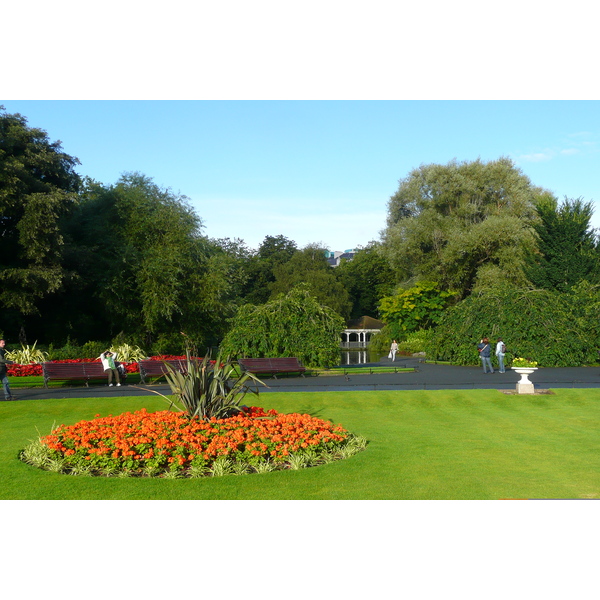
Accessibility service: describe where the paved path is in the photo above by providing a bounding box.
[6,357,600,401]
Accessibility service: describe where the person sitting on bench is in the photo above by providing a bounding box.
[99,350,121,386]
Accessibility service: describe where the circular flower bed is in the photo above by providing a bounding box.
[21,406,366,477]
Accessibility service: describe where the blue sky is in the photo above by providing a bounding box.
[2,100,600,251]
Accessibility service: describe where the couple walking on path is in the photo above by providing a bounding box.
[478,337,506,374]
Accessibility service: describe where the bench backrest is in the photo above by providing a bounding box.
[138,359,188,375]
[239,357,305,371]
[43,363,89,378]
[269,358,304,368]
[42,362,123,377]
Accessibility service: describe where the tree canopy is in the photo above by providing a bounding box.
[270,245,352,319]
[241,235,298,305]
[53,173,244,350]
[526,197,599,292]
[382,157,554,297]
[0,107,81,317]
[334,242,396,319]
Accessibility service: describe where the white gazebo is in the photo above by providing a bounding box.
[341,316,385,348]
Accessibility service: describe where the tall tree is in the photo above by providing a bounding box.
[334,242,396,318]
[0,107,81,323]
[57,174,217,348]
[382,157,554,298]
[270,244,352,319]
[241,235,298,305]
[527,197,599,291]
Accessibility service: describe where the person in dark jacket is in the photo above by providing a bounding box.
[0,339,15,400]
[477,337,494,374]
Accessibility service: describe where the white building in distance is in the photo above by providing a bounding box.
[325,249,358,267]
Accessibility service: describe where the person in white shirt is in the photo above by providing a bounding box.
[495,338,506,373]
[99,350,121,386]
[389,340,399,361]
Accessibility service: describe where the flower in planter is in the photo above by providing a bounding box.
[511,357,538,368]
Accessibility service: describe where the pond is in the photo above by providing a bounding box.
[339,349,388,365]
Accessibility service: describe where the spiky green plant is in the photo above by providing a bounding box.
[288,453,310,470]
[20,438,52,468]
[109,343,147,363]
[232,461,251,475]
[162,351,265,420]
[210,456,233,477]
[253,459,276,473]
[6,341,48,364]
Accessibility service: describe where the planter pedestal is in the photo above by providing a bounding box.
[512,367,538,394]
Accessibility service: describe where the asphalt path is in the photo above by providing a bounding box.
[6,357,600,401]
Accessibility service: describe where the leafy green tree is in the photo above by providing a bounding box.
[334,242,396,318]
[241,235,297,305]
[55,174,229,350]
[270,245,352,319]
[220,284,345,368]
[527,197,600,291]
[382,157,554,298]
[379,281,458,334]
[0,107,81,320]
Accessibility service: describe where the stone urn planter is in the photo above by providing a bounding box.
[512,367,538,394]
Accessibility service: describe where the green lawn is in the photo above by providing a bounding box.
[2,388,600,499]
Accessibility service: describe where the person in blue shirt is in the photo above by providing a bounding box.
[477,337,494,374]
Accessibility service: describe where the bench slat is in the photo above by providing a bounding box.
[138,359,188,384]
[238,357,306,378]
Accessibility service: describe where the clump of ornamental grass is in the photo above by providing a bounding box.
[20,406,366,478]
[6,341,48,364]
[109,343,147,363]
[158,351,264,421]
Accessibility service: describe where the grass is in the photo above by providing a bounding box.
[2,388,600,499]
[7,373,145,388]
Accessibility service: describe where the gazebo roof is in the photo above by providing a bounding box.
[345,315,385,330]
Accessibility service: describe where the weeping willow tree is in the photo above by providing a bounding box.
[220,284,345,368]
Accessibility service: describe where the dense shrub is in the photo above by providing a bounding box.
[397,329,432,355]
[368,327,432,355]
[427,286,600,367]
[220,285,345,368]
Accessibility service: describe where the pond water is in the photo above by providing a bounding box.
[339,349,388,365]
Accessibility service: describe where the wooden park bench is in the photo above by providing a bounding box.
[42,361,127,388]
[138,359,189,384]
[238,357,306,378]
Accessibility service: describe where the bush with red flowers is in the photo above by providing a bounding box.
[21,406,367,477]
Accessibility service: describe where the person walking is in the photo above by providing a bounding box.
[477,337,494,374]
[495,337,506,373]
[99,350,121,386]
[389,339,399,361]
[0,339,15,400]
